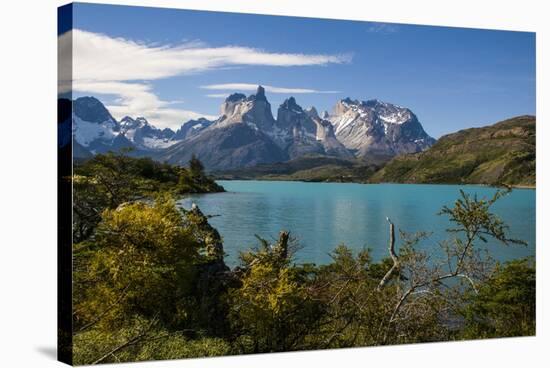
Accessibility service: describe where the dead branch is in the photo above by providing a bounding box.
[277,230,290,260]
[377,218,399,291]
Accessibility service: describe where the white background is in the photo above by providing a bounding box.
[0,0,547,366]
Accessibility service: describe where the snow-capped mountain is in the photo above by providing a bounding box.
[73,88,435,170]
[119,116,178,150]
[159,86,357,169]
[72,97,133,156]
[72,97,211,155]
[329,98,435,157]
[172,118,214,141]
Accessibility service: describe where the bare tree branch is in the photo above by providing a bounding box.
[378,218,399,291]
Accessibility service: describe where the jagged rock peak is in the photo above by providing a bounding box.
[120,116,134,124]
[218,84,275,131]
[338,98,406,113]
[257,85,266,98]
[341,97,361,106]
[73,96,116,124]
[225,93,246,103]
[136,117,149,125]
[120,116,150,130]
[363,98,383,107]
[221,93,248,117]
[280,97,303,113]
[247,85,267,102]
[305,106,319,119]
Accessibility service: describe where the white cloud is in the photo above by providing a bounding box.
[58,29,351,130]
[67,80,217,129]
[67,29,352,81]
[202,83,341,96]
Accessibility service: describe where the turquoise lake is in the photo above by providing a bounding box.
[179,181,536,267]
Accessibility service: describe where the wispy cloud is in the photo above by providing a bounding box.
[367,23,400,34]
[62,79,219,126]
[67,29,352,82]
[58,29,351,129]
[202,83,341,97]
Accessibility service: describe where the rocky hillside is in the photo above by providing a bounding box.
[159,122,288,171]
[369,115,535,187]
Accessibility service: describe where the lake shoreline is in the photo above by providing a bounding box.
[211,176,536,190]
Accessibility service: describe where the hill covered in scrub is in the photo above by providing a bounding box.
[369,115,536,187]
[215,155,382,182]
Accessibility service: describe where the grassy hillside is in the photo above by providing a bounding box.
[214,155,383,182]
[369,115,535,187]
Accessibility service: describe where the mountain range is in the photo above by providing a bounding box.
[71,86,435,169]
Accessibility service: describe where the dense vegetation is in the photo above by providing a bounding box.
[70,152,535,365]
[73,151,224,243]
[370,115,536,187]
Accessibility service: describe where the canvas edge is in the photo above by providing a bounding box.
[58,3,74,366]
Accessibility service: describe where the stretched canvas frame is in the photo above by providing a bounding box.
[58,2,536,366]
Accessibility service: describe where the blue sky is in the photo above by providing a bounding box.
[65,2,536,137]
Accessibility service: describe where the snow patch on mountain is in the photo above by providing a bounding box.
[73,115,118,148]
[141,137,177,150]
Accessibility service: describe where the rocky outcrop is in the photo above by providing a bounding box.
[275,97,352,159]
[216,86,276,132]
